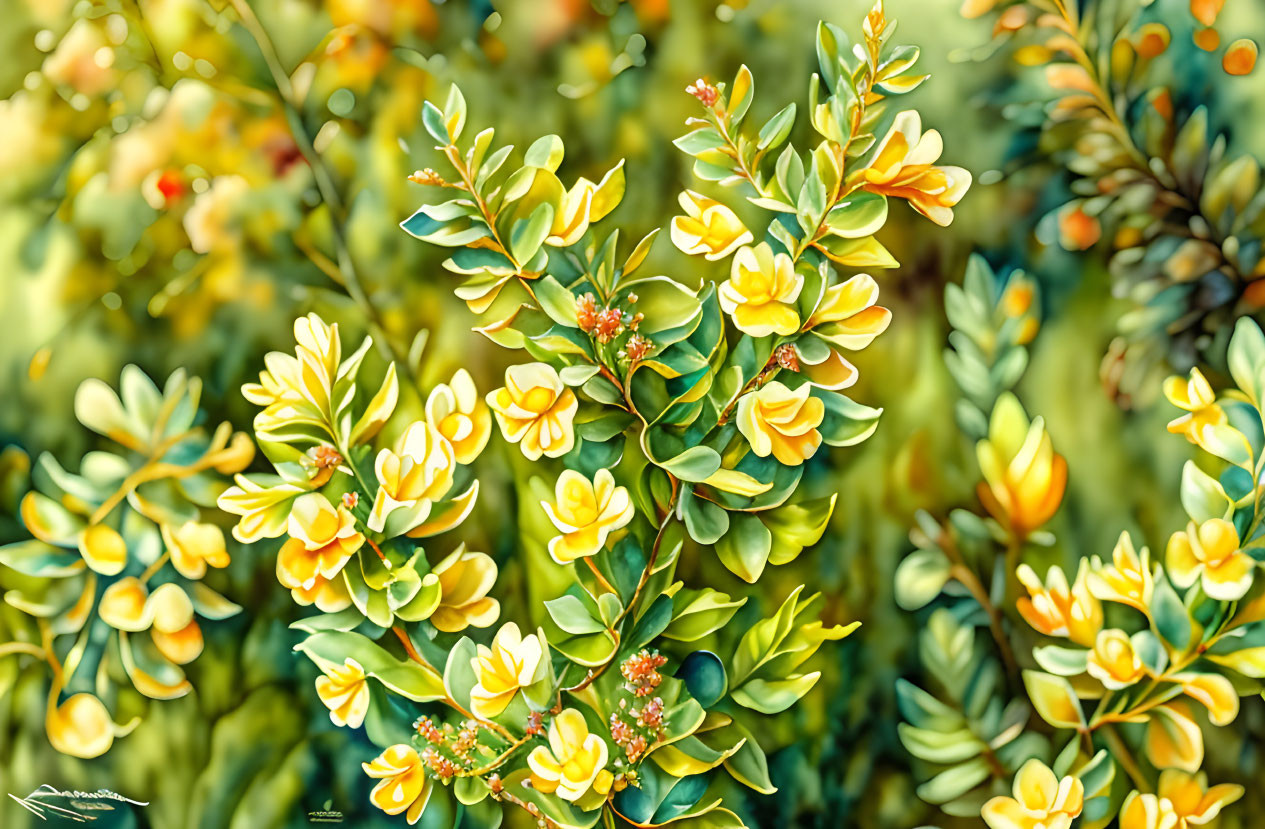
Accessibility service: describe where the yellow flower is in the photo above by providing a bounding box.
[276,494,363,602]
[242,314,343,437]
[1166,518,1254,601]
[1145,702,1204,772]
[46,693,119,759]
[148,583,203,665]
[542,469,634,564]
[78,523,128,576]
[981,759,1083,829]
[1016,561,1102,647]
[1118,770,1243,829]
[862,111,972,226]
[369,421,457,534]
[527,708,614,803]
[976,393,1067,536]
[217,474,305,543]
[429,547,501,633]
[1086,629,1147,690]
[161,521,230,580]
[469,622,546,719]
[1163,368,1225,445]
[363,744,432,824]
[99,577,153,632]
[670,189,754,260]
[316,658,370,728]
[1087,531,1153,613]
[737,381,825,466]
[487,363,578,461]
[547,161,625,247]
[805,273,893,343]
[718,243,804,337]
[1172,672,1239,726]
[425,369,492,464]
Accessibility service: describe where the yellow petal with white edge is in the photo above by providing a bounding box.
[79,524,128,576]
[406,481,480,538]
[1145,703,1203,772]
[350,362,399,445]
[1173,672,1239,725]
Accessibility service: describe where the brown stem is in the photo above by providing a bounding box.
[583,557,619,596]
[939,527,1020,687]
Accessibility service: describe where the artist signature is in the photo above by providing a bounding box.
[8,784,148,823]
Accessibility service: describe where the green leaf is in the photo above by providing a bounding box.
[510,203,554,264]
[677,650,728,707]
[1229,317,1265,407]
[664,589,747,641]
[1152,570,1193,650]
[915,758,991,804]
[525,134,565,171]
[757,103,797,151]
[682,494,729,544]
[731,673,820,713]
[534,274,579,328]
[659,446,723,481]
[545,594,606,635]
[716,513,773,583]
[894,548,952,610]
[824,191,888,239]
[422,100,448,143]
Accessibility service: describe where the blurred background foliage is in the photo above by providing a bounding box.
[1,0,1264,826]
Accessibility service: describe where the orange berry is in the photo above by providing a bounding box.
[1224,39,1259,75]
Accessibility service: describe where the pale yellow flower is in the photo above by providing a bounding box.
[547,161,625,247]
[1087,531,1153,613]
[977,393,1067,536]
[1119,770,1243,829]
[276,494,363,604]
[542,469,634,564]
[1145,702,1203,772]
[429,547,501,633]
[1166,518,1254,601]
[1016,561,1102,647]
[425,368,492,464]
[217,474,306,543]
[719,243,804,337]
[99,577,153,632]
[1086,629,1146,690]
[982,759,1084,829]
[736,381,825,466]
[1164,368,1225,445]
[469,622,546,719]
[363,744,432,824]
[77,523,128,576]
[805,273,892,343]
[487,363,577,460]
[148,583,203,665]
[527,708,615,803]
[670,190,753,260]
[862,111,972,226]
[161,521,230,580]
[369,421,457,534]
[316,658,370,728]
[46,693,118,759]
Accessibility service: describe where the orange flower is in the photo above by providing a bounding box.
[976,394,1067,536]
[1017,561,1102,647]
